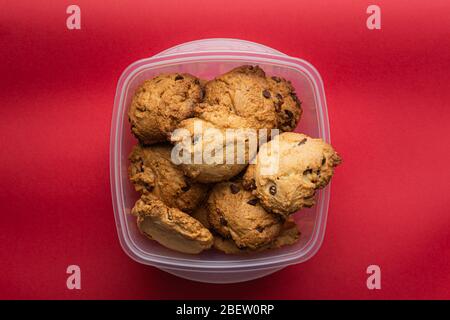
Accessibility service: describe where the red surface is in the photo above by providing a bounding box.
[1,0,449,299]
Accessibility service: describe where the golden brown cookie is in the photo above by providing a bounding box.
[128,144,208,213]
[193,103,252,129]
[243,132,341,217]
[213,217,300,254]
[132,197,213,254]
[202,65,278,130]
[170,118,256,183]
[128,73,203,145]
[207,181,283,250]
[267,76,302,132]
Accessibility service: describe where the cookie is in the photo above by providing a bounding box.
[193,103,253,129]
[243,132,341,217]
[267,76,302,132]
[207,181,283,249]
[132,197,213,254]
[128,73,203,145]
[128,144,208,213]
[213,217,300,254]
[170,118,256,183]
[202,65,278,130]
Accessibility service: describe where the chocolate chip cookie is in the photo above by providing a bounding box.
[132,196,213,254]
[170,118,257,183]
[243,132,341,217]
[202,65,278,130]
[267,76,302,132]
[128,144,208,213]
[207,181,283,250]
[128,73,203,145]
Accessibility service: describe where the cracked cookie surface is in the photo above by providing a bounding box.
[128,73,203,145]
[170,118,256,183]
[132,197,213,254]
[128,144,208,213]
[202,65,278,130]
[243,132,341,217]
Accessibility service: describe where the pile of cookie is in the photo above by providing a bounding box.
[127,65,341,255]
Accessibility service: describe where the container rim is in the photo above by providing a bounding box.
[110,40,331,271]
[153,38,287,57]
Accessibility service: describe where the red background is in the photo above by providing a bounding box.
[1,0,449,299]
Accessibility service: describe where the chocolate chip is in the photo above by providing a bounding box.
[290,92,298,100]
[283,121,293,128]
[249,179,256,190]
[175,75,184,81]
[144,183,154,192]
[247,198,258,206]
[269,185,277,195]
[298,138,307,146]
[181,184,191,192]
[271,76,281,83]
[276,93,283,100]
[215,208,228,226]
[194,79,200,85]
[219,216,228,226]
[256,226,264,233]
[303,169,313,175]
[230,183,240,194]
[322,157,326,165]
[200,88,205,100]
[236,243,246,249]
[262,90,271,99]
[284,109,294,119]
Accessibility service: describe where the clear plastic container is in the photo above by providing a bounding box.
[110,38,331,283]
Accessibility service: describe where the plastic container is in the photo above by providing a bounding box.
[110,38,331,283]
